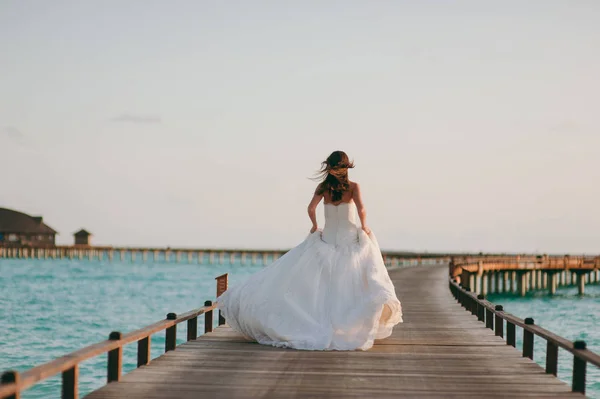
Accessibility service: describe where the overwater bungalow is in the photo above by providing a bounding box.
[0,207,57,248]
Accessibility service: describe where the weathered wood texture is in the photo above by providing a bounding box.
[85,265,583,398]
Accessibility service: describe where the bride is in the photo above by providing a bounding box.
[217,151,402,351]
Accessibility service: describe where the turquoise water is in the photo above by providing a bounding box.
[488,284,600,398]
[0,259,263,398]
[1,260,599,398]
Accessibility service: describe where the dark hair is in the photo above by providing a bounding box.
[313,151,355,202]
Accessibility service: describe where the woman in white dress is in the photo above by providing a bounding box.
[217,151,402,351]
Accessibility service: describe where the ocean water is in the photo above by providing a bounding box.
[1,259,599,398]
[487,284,600,398]
[0,258,263,398]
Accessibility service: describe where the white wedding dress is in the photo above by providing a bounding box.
[217,201,402,351]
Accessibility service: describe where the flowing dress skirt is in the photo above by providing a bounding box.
[217,229,402,350]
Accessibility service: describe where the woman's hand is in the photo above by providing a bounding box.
[362,225,372,235]
[310,225,318,234]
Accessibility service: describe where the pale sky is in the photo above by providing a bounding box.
[1,1,599,253]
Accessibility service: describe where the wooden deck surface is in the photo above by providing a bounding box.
[85,265,583,398]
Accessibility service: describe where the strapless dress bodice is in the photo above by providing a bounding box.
[321,202,359,246]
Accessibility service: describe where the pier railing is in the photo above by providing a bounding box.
[0,274,229,399]
[449,277,600,395]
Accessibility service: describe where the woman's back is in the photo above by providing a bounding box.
[322,202,359,246]
[321,182,354,205]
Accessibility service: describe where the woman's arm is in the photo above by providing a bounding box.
[352,183,371,234]
[307,188,323,233]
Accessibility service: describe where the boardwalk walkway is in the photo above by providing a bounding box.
[86,265,582,398]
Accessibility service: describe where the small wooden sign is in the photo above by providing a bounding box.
[215,273,228,298]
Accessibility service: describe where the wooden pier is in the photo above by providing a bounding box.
[450,256,600,296]
[2,260,599,398]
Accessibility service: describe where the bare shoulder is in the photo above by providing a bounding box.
[314,182,325,195]
[350,181,361,191]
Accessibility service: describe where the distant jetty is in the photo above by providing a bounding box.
[0,245,450,268]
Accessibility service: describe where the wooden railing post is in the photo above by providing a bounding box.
[461,289,467,308]
[187,316,198,341]
[455,285,462,305]
[165,313,177,352]
[62,365,78,399]
[507,322,516,347]
[215,274,228,325]
[476,295,485,321]
[485,307,494,330]
[546,341,558,376]
[469,291,477,316]
[137,336,151,367]
[205,300,214,333]
[523,318,535,359]
[494,305,503,337]
[107,331,122,383]
[572,341,587,394]
[1,370,20,399]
